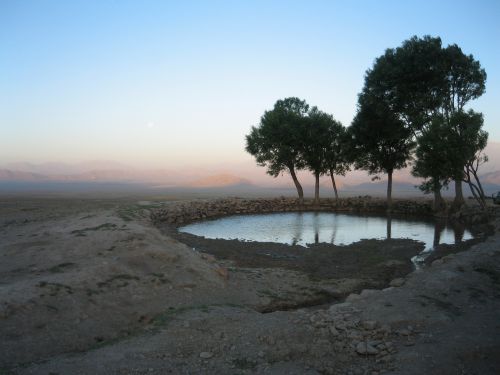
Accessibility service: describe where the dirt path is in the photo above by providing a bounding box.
[1,198,499,374]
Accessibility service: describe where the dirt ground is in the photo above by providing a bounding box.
[0,197,499,374]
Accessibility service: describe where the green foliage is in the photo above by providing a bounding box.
[348,93,414,176]
[363,35,445,133]
[302,107,331,176]
[412,115,452,193]
[245,36,487,208]
[413,110,488,197]
[356,34,488,209]
[245,97,309,177]
[302,107,349,175]
[442,44,486,114]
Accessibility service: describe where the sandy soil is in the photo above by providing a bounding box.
[0,197,499,374]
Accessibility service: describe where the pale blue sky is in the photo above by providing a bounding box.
[1,0,499,168]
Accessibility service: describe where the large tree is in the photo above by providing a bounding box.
[349,94,414,210]
[245,97,309,203]
[363,36,445,134]
[357,36,444,209]
[360,35,487,210]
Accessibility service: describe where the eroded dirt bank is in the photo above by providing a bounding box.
[0,197,499,374]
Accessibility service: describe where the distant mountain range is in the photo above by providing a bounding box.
[2,142,500,195]
[1,165,499,197]
[187,174,252,187]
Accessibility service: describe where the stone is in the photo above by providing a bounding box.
[199,351,213,359]
[362,320,378,330]
[432,259,444,266]
[215,266,229,280]
[329,326,339,336]
[379,324,392,334]
[389,278,405,287]
[356,342,379,355]
[398,329,410,336]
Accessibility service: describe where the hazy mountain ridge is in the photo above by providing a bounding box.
[188,174,253,187]
[1,141,500,192]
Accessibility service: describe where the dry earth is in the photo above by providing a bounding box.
[0,197,499,374]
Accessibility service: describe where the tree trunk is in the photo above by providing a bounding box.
[330,169,339,200]
[469,166,487,209]
[387,170,393,212]
[314,172,320,204]
[386,214,392,239]
[433,220,444,246]
[433,187,446,212]
[289,166,304,204]
[452,179,465,210]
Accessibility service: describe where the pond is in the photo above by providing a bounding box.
[178,211,473,252]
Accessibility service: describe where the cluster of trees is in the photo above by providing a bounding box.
[245,98,349,205]
[246,36,489,211]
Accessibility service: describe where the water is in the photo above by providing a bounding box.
[178,212,473,251]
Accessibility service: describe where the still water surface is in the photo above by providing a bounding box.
[179,212,473,251]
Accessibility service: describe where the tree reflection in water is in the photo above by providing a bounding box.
[180,212,474,250]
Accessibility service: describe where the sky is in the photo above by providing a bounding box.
[1,0,499,171]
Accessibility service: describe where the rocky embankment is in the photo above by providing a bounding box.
[150,197,433,225]
[151,196,491,227]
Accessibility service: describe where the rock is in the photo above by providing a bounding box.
[201,253,216,263]
[398,329,411,336]
[348,330,362,340]
[362,320,378,330]
[379,324,392,334]
[199,351,213,359]
[329,326,339,336]
[389,278,405,287]
[215,266,229,280]
[360,289,378,297]
[346,293,361,302]
[432,259,444,266]
[356,342,379,355]
[264,335,276,345]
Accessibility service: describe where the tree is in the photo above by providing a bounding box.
[301,108,348,204]
[349,94,414,210]
[440,45,487,208]
[361,35,487,210]
[302,107,330,204]
[451,110,488,209]
[412,116,451,212]
[323,117,350,200]
[413,110,489,211]
[358,36,445,209]
[363,36,445,134]
[245,97,309,203]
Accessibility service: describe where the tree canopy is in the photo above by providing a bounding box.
[302,107,348,203]
[245,97,309,202]
[245,36,489,211]
[349,93,415,209]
